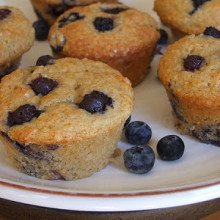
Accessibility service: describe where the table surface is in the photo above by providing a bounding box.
[0,198,219,220]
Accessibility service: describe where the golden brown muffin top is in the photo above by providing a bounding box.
[0,6,34,66]
[154,0,220,34]
[158,30,220,108]
[0,58,134,145]
[48,2,159,59]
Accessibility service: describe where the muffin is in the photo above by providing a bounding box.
[158,27,220,146]
[0,57,134,180]
[154,0,220,36]
[31,0,118,26]
[0,6,34,79]
[48,3,160,86]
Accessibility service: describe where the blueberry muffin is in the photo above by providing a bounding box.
[154,0,220,35]
[48,3,160,86]
[31,0,118,26]
[158,27,220,146]
[0,6,34,79]
[0,57,134,180]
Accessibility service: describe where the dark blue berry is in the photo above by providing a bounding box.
[125,121,152,145]
[184,55,205,72]
[49,3,69,17]
[15,142,44,160]
[190,0,210,14]
[7,104,41,127]
[157,135,185,161]
[50,36,66,54]
[36,55,55,66]
[0,59,20,80]
[93,17,114,32]
[29,77,58,96]
[123,145,155,174]
[0,9,11,20]
[33,19,49,41]
[58,12,85,28]
[78,91,113,114]
[204,27,220,38]
[102,7,127,14]
[158,29,168,45]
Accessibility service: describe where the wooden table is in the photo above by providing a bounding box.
[0,198,219,220]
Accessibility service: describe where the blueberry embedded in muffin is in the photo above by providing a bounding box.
[49,3,160,86]
[0,57,133,180]
[190,0,211,14]
[158,33,220,146]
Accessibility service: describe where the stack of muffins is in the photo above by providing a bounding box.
[0,0,219,180]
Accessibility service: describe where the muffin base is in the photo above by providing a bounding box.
[53,44,156,87]
[168,92,220,147]
[0,58,21,80]
[105,45,156,87]
[1,122,123,180]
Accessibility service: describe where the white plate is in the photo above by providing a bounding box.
[0,0,219,212]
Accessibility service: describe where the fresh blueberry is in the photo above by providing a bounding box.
[123,145,155,174]
[125,121,152,145]
[124,116,131,128]
[183,55,206,72]
[36,55,55,66]
[33,19,49,41]
[0,9,11,20]
[93,17,114,32]
[78,91,113,114]
[102,7,127,14]
[204,27,220,39]
[7,104,41,127]
[158,29,168,45]
[29,77,58,96]
[157,135,185,161]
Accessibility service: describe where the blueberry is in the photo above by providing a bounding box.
[0,9,11,20]
[33,19,49,41]
[7,104,41,127]
[204,27,220,39]
[158,29,168,45]
[58,12,85,28]
[190,0,210,14]
[50,36,66,54]
[124,116,131,128]
[183,55,206,72]
[49,3,69,17]
[125,121,152,145]
[29,77,58,96]
[36,55,55,66]
[15,142,44,160]
[0,59,20,80]
[157,135,185,161]
[102,7,127,14]
[123,145,155,174]
[78,91,113,114]
[93,17,114,32]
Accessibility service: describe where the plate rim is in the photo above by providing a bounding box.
[0,178,220,211]
[0,178,219,198]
